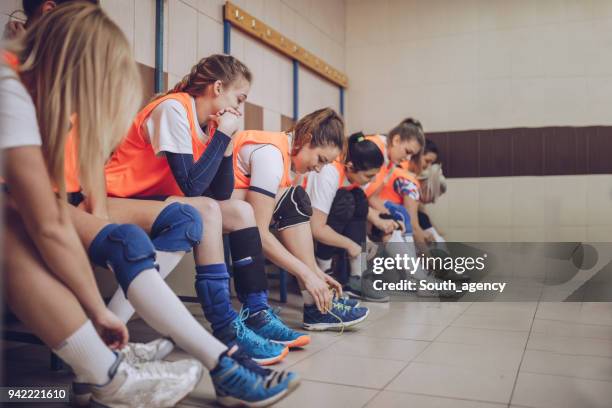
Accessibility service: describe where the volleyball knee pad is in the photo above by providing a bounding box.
[150,202,203,252]
[88,224,157,295]
[194,265,233,321]
[228,228,268,294]
[328,189,355,224]
[272,186,312,230]
[350,188,369,219]
[384,201,413,234]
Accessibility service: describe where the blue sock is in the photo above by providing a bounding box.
[194,264,238,332]
[238,290,269,315]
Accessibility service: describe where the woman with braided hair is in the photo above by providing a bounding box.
[102,54,307,367]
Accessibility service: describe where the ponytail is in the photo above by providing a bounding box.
[156,54,251,100]
[290,107,344,155]
[344,132,384,172]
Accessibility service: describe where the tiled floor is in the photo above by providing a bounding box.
[3,295,612,408]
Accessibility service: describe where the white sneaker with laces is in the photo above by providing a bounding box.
[73,338,175,406]
[90,354,203,408]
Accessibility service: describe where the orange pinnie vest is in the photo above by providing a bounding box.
[363,134,420,204]
[232,130,293,190]
[105,93,210,197]
[363,134,394,198]
[378,167,421,205]
[2,51,80,192]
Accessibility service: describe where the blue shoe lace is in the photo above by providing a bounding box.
[233,308,282,356]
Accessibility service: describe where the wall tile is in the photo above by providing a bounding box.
[586,175,612,226]
[263,108,281,132]
[478,178,513,227]
[134,0,156,67]
[168,0,198,76]
[197,12,223,59]
[198,0,224,22]
[101,0,135,50]
[446,179,480,227]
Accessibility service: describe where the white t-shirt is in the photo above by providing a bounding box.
[305,164,342,215]
[235,133,293,198]
[0,65,42,149]
[144,97,206,156]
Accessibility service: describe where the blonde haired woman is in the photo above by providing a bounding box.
[2,4,299,407]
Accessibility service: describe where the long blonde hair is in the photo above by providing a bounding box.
[8,2,141,203]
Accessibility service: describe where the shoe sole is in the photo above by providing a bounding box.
[217,375,301,408]
[271,334,311,348]
[344,290,389,303]
[301,309,370,331]
[253,346,289,366]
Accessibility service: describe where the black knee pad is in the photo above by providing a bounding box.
[272,186,312,230]
[350,188,368,219]
[328,189,355,224]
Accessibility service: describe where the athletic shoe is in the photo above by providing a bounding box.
[230,347,300,390]
[211,349,300,407]
[246,308,310,348]
[302,300,369,331]
[73,338,175,406]
[334,294,360,308]
[343,275,389,303]
[90,353,203,408]
[215,311,288,365]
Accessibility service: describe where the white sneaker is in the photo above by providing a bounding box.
[73,339,175,406]
[90,354,203,408]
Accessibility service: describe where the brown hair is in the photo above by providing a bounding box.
[290,108,344,155]
[388,117,425,164]
[161,54,251,99]
[10,2,141,203]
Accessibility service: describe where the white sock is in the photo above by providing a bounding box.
[349,253,365,277]
[126,268,226,370]
[301,289,315,305]
[427,227,445,243]
[53,320,116,385]
[316,257,332,272]
[107,251,185,323]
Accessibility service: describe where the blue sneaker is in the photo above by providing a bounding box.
[302,300,369,331]
[335,294,360,308]
[211,349,300,407]
[246,308,311,348]
[214,311,288,365]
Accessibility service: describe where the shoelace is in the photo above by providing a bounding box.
[235,308,270,350]
[231,348,272,378]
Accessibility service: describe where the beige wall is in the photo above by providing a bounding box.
[346,0,612,242]
[99,0,344,130]
[345,0,612,134]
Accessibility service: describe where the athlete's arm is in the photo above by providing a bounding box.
[205,155,234,200]
[164,129,231,197]
[3,147,110,321]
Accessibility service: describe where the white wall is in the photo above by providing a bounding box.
[346,0,612,134]
[345,0,612,242]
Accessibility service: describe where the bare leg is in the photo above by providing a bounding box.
[3,212,88,348]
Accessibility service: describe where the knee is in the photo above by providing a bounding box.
[88,224,157,295]
[151,202,203,252]
[223,199,254,229]
[190,197,222,223]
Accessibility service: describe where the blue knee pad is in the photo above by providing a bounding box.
[89,224,157,295]
[194,264,238,332]
[150,202,203,252]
